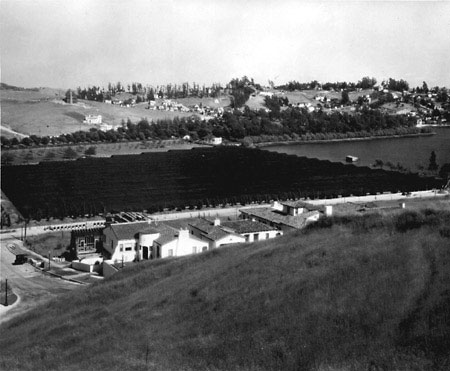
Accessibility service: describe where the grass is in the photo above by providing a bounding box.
[1,209,449,370]
[25,231,71,258]
[1,89,195,137]
[1,140,204,166]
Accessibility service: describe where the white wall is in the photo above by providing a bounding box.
[138,232,160,260]
[243,229,282,243]
[213,234,245,249]
[158,230,208,258]
[104,227,137,263]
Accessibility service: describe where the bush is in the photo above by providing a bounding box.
[84,146,97,156]
[395,211,424,232]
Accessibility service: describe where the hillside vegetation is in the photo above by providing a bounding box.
[1,209,449,370]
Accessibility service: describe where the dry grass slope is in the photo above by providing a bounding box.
[0,210,449,371]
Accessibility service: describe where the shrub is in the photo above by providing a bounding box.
[395,211,424,232]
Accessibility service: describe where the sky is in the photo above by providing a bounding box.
[1,0,449,89]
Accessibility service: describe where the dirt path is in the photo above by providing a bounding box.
[0,124,28,138]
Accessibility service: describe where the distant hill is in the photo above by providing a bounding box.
[1,209,449,370]
[0,82,39,92]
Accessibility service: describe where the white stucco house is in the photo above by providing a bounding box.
[103,222,159,263]
[153,229,209,258]
[188,218,246,249]
[221,220,283,242]
[240,201,330,231]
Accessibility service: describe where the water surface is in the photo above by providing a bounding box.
[264,127,450,171]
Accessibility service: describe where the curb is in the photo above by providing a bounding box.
[32,264,88,285]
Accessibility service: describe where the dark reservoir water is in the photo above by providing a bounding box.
[264,127,450,172]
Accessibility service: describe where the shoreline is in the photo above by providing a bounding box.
[255,131,436,147]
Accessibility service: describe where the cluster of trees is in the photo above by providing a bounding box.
[383,78,409,92]
[71,80,227,104]
[276,77,378,92]
[0,103,426,149]
[229,76,257,108]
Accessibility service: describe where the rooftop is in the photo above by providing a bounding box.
[189,218,243,241]
[109,221,159,240]
[221,220,279,234]
[240,207,320,229]
[279,200,323,211]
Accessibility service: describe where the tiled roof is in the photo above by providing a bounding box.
[188,218,217,233]
[154,233,177,246]
[279,200,323,211]
[110,222,159,241]
[240,207,320,229]
[201,228,231,241]
[189,218,242,242]
[221,220,278,234]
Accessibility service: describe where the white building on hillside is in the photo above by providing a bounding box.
[103,222,159,263]
[84,115,102,124]
[188,218,246,249]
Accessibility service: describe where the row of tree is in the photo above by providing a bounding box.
[1,103,428,149]
[277,77,379,91]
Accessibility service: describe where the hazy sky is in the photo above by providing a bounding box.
[1,0,449,89]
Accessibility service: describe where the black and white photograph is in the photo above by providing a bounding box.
[1,0,449,370]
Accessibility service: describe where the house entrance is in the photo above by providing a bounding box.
[143,246,149,260]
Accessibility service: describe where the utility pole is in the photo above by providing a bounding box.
[4,279,8,306]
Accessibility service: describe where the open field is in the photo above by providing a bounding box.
[0,210,449,370]
[1,89,196,137]
[1,147,442,221]
[1,140,204,166]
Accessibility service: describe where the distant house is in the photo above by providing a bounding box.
[240,201,331,231]
[259,91,274,97]
[84,115,102,124]
[188,218,246,249]
[99,123,114,132]
[205,136,222,145]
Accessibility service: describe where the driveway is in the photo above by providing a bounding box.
[0,237,81,325]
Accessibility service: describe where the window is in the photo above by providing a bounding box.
[119,244,123,252]
[245,235,249,242]
[125,247,132,251]
[168,249,173,257]
[254,233,259,241]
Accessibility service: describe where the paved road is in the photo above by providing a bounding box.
[0,237,80,325]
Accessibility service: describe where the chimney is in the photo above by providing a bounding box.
[178,229,189,241]
[213,218,220,226]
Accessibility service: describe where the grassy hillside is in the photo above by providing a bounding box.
[1,210,449,370]
[0,89,194,137]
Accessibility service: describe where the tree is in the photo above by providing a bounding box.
[428,151,438,171]
[373,159,384,168]
[84,146,97,156]
[341,90,350,105]
[63,147,78,160]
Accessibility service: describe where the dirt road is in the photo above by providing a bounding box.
[0,237,81,325]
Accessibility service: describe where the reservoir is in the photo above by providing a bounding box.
[263,127,450,172]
